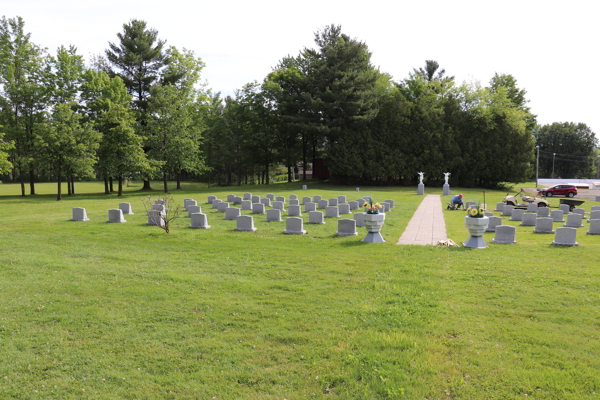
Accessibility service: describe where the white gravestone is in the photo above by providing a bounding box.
[267,194,274,200]
[227,194,235,202]
[551,210,565,223]
[552,227,579,246]
[308,211,325,224]
[217,202,229,213]
[596,196,600,202]
[189,212,210,229]
[183,198,194,210]
[284,217,306,235]
[502,205,514,217]
[326,206,340,218]
[225,207,241,220]
[155,199,165,205]
[494,202,505,212]
[243,193,252,200]
[304,202,317,213]
[565,213,584,228]
[589,210,600,220]
[559,204,571,215]
[211,199,221,209]
[356,187,360,192]
[510,209,524,221]
[313,195,322,202]
[289,194,297,201]
[236,215,256,232]
[381,202,390,213]
[587,219,600,235]
[338,195,347,204]
[241,200,252,210]
[354,212,365,227]
[520,213,537,226]
[260,198,271,207]
[276,196,285,203]
[336,219,358,236]
[266,209,282,222]
[289,199,299,206]
[484,212,493,217]
[119,202,134,215]
[207,195,216,204]
[348,201,359,210]
[302,185,308,190]
[302,196,311,205]
[527,203,538,212]
[187,205,202,218]
[485,216,502,232]
[492,225,516,244]
[573,208,585,218]
[533,217,555,234]
[356,199,365,207]
[272,201,285,211]
[318,199,329,209]
[233,196,242,205]
[152,204,166,214]
[537,207,549,217]
[71,207,89,221]
[252,203,266,214]
[328,198,338,206]
[466,201,476,209]
[108,209,126,223]
[384,199,395,208]
[147,210,164,226]
[288,205,302,217]
[339,204,350,214]
[252,195,260,204]
[591,206,600,212]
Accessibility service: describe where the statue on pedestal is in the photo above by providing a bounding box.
[444,172,451,185]
[418,172,424,184]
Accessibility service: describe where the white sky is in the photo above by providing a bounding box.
[5,0,600,135]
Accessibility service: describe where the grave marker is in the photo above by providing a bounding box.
[266,209,282,222]
[354,212,365,227]
[272,201,285,211]
[225,207,241,220]
[510,209,524,221]
[587,219,600,235]
[304,202,317,213]
[494,202,505,212]
[537,207,549,217]
[326,206,340,218]
[502,205,514,217]
[552,227,579,246]
[260,198,271,207]
[339,204,350,214]
[520,212,536,226]
[318,199,329,209]
[233,196,242,205]
[147,210,164,226]
[328,198,338,206]
[252,203,266,214]
[189,213,210,229]
[348,201,359,210]
[217,202,229,213]
[288,205,302,217]
[71,207,89,221]
[527,203,538,212]
[187,205,202,218]
[236,215,257,232]
[227,194,235,202]
[284,217,306,234]
[336,219,358,236]
[252,195,260,204]
[492,225,516,244]
[118,202,132,215]
[559,204,571,215]
[551,210,565,222]
[337,195,347,204]
[308,211,325,224]
[485,216,502,232]
[243,193,252,200]
[241,200,252,210]
[565,213,584,228]
[533,217,554,234]
[108,208,127,223]
[207,195,216,204]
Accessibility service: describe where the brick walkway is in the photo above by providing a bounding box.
[397,194,448,245]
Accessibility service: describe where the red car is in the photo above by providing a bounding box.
[537,184,577,198]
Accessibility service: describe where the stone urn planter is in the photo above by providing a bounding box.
[363,212,386,243]
[464,215,489,248]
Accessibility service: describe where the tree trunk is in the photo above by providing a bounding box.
[176,172,181,189]
[29,168,36,195]
[118,176,123,197]
[67,175,72,195]
[104,175,110,194]
[265,162,269,185]
[143,179,152,190]
[20,165,26,197]
[71,177,75,195]
[56,170,62,201]
[109,177,114,192]
[287,165,292,183]
[303,133,307,181]
[163,171,168,193]
[227,166,232,186]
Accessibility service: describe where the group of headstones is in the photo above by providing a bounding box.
[483,202,600,247]
[71,202,135,223]
[206,192,395,240]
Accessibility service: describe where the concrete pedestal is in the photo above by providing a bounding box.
[443,184,450,196]
[417,183,424,195]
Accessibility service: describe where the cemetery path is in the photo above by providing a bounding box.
[397,194,447,245]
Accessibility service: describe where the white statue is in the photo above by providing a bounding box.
[418,172,424,184]
[444,172,451,185]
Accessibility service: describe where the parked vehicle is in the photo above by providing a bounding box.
[504,188,549,208]
[537,184,577,198]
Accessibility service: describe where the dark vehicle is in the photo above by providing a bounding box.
[560,198,585,212]
[537,184,577,198]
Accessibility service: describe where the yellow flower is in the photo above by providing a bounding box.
[479,208,485,214]
[375,203,381,207]
[470,208,478,216]
[363,202,368,207]
[467,207,471,212]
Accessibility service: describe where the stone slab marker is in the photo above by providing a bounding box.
[304,202,317,213]
[381,202,390,212]
[241,200,252,210]
[356,198,365,207]
[233,196,242,205]
[152,204,166,214]
[252,195,260,204]
[348,201,359,210]
[338,195,347,204]
[225,207,241,220]
[207,195,216,204]
[559,204,571,215]
[302,185,307,190]
[587,219,600,235]
[520,212,536,226]
[252,203,265,214]
[108,208,126,223]
[328,198,338,206]
[551,210,565,222]
[276,196,285,203]
[533,217,554,234]
[527,203,538,212]
[326,206,340,218]
[272,201,285,211]
[336,219,357,236]
[302,196,311,205]
[260,198,271,207]
[354,212,365,227]
[592,206,600,212]
[211,199,221,209]
[484,212,493,217]
[552,227,579,246]
[156,199,165,205]
[189,213,210,229]
[148,210,164,226]
[289,194,297,201]
[266,209,282,222]
[510,209,524,221]
[466,201,476,209]
[596,196,600,202]
[236,215,256,232]
[443,184,450,196]
[573,208,585,218]
[384,199,395,208]
[187,205,201,218]
[308,211,325,224]
[227,194,235,202]
[288,205,302,217]
[289,199,299,206]
[318,199,329,209]
[183,198,194,210]
[119,203,134,215]
[417,183,424,195]
[71,207,89,221]
[485,216,502,232]
[537,207,549,217]
[267,194,274,200]
[243,193,252,200]
[217,202,229,213]
[502,205,514,217]
[565,213,584,228]
[339,204,350,214]
[494,202,505,212]
[492,225,516,244]
[284,217,306,235]
[313,195,321,202]
[589,210,600,220]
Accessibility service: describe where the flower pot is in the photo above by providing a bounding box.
[464,215,489,248]
[362,212,386,243]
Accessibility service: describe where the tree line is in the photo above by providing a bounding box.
[1,18,597,200]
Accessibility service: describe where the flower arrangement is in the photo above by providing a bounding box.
[466,204,485,218]
[363,196,382,214]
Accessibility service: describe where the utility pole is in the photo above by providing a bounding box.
[536,145,540,188]
[552,153,556,179]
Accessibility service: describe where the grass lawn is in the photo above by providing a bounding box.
[0,181,598,399]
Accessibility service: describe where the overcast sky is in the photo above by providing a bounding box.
[4,0,599,135]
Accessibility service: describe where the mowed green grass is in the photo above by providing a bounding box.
[0,181,598,399]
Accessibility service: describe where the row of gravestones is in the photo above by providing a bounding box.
[483,202,600,247]
[71,202,135,223]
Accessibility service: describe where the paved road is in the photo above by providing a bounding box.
[397,194,448,245]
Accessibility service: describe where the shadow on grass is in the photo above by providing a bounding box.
[339,239,369,247]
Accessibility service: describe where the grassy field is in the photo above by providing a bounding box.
[0,181,598,399]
